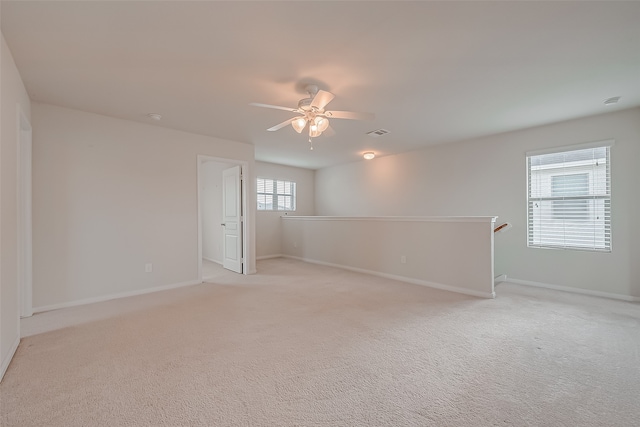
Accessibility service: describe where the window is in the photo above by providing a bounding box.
[527,142,612,252]
[257,178,296,211]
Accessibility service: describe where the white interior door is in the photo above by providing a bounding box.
[222,165,243,273]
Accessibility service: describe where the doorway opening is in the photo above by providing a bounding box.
[197,155,250,281]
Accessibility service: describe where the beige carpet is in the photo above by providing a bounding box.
[1,258,639,426]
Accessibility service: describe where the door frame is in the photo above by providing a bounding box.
[17,105,33,318]
[196,155,250,281]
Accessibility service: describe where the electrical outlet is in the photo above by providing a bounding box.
[400,255,406,264]
[145,263,153,273]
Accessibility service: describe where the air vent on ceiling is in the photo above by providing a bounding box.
[604,96,620,106]
[366,129,390,137]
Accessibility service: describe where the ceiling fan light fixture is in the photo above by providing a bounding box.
[309,127,322,138]
[291,117,307,133]
[314,116,329,132]
[363,152,375,160]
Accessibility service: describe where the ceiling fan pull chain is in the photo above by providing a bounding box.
[308,137,314,150]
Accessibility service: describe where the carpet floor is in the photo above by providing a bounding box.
[1,258,639,426]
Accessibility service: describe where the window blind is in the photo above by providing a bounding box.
[527,144,611,252]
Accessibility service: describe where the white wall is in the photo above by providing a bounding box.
[255,161,314,258]
[316,108,640,299]
[201,160,233,264]
[1,33,31,380]
[31,103,255,311]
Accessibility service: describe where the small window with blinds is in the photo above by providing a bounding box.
[257,178,296,211]
[527,142,612,252]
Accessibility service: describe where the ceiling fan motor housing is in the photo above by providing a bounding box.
[298,98,314,111]
[297,84,320,111]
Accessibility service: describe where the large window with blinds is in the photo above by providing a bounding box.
[527,142,612,252]
[257,178,296,211]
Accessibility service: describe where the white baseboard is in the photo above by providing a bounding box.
[33,279,203,314]
[1,335,20,382]
[202,257,222,265]
[508,277,640,302]
[257,254,283,260]
[494,274,508,284]
[283,255,495,299]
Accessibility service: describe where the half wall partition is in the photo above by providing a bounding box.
[281,216,497,298]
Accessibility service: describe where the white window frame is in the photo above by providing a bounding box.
[257,177,296,212]
[526,140,613,252]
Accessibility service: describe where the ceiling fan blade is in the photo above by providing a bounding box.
[267,118,294,131]
[250,103,298,113]
[325,110,375,120]
[310,90,335,110]
[322,125,336,137]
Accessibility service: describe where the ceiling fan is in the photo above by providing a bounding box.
[250,85,374,149]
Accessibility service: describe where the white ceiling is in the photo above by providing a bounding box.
[2,1,639,169]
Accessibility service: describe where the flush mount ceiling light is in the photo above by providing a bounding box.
[604,96,621,106]
[250,84,374,150]
[363,152,375,160]
[147,113,162,121]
